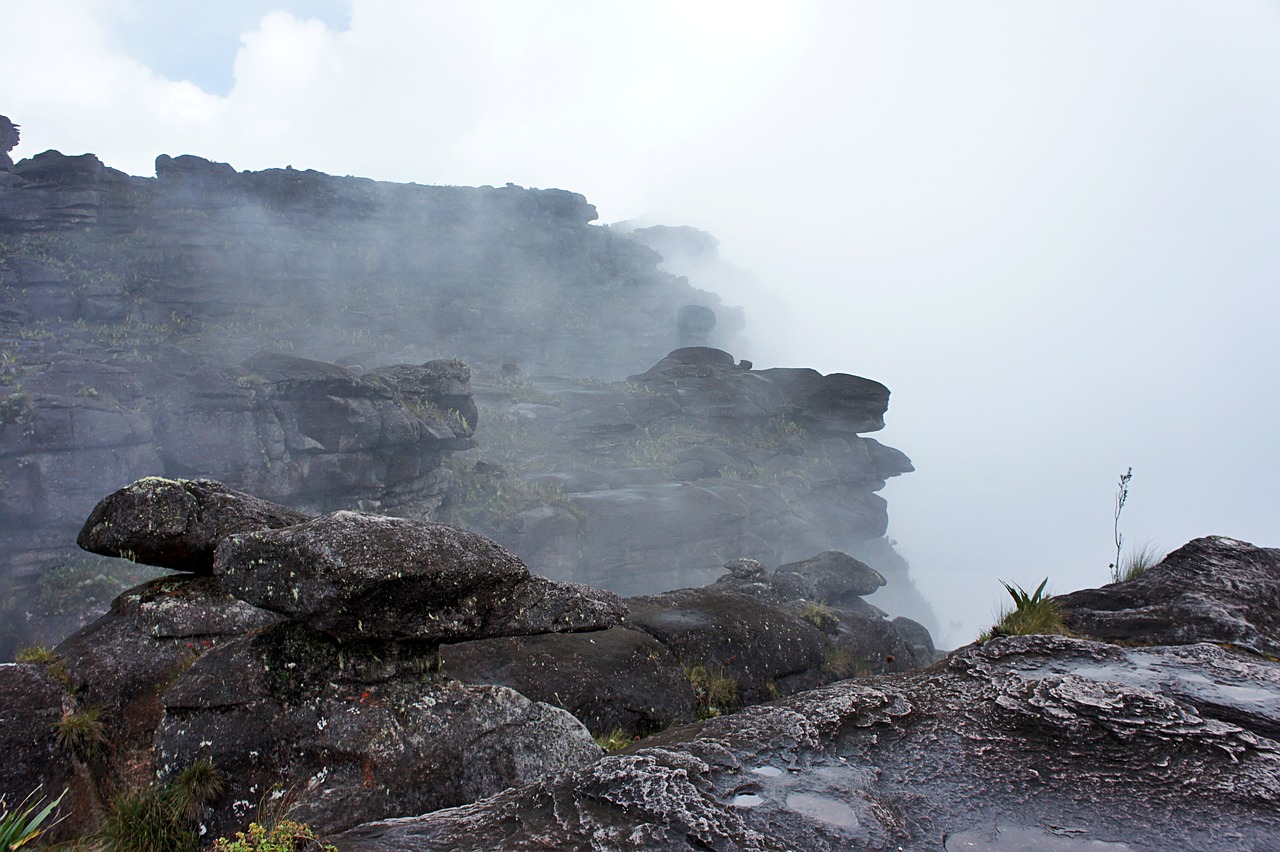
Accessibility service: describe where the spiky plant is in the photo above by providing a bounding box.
[985,578,1069,639]
[0,787,66,850]
[54,706,108,761]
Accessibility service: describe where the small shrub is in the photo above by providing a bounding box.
[54,706,108,760]
[212,819,336,852]
[685,664,738,719]
[594,727,635,753]
[0,787,66,850]
[984,578,1069,640]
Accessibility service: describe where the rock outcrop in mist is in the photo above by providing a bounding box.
[0,143,926,656]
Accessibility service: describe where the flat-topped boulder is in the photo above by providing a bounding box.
[213,510,625,642]
[77,477,310,572]
[773,550,886,603]
[1057,536,1280,657]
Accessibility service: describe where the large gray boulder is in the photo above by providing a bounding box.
[1057,536,1280,657]
[333,635,1280,851]
[157,621,601,838]
[441,627,697,738]
[77,477,310,572]
[213,510,625,641]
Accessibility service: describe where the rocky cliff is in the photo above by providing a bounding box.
[0,140,926,657]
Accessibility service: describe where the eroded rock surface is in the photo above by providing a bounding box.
[157,621,601,838]
[1057,536,1280,657]
[213,510,625,641]
[334,635,1280,851]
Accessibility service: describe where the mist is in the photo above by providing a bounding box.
[3,2,1279,647]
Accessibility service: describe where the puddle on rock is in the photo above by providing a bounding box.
[731,793,764,807]
[785,793,860,829]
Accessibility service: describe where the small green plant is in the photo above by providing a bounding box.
[983,578,1069,640]
[0,787,66,850]
[594,727,635,753]
[685,664,738,719]
[212,819,336,852]
[54,705,108,760]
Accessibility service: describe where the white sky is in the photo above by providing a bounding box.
[4,1,1279,646]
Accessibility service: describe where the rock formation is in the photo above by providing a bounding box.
[1,144,930,659]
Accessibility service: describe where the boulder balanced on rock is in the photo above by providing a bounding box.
[213,510,625,641]
[77,477,310,572]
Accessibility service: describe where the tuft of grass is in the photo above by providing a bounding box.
[0,787,66,850]
[685,664,738,719]
[170,758,225,822]
[822,643,870,679]
[594,727,636,753]
[95,759,227,852]
[14,645,70,689]
[795,599,841,633]
[1113,542,1164,583]
[14,645,58,665]
[983,578,1069,640]
[54,706,108,761]
[97,787,196,852]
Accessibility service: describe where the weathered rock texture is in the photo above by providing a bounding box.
[156,621,602,838]
[213,510,625,641]
[1057,535,1280,658]
[334,636,1280,851]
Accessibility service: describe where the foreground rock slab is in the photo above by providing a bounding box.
[77,477,310,572]
[334,635,1280,851]
[213,510,625,641]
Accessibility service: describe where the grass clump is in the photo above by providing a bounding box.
[1113,542,1164,583]
[54,706,108,761]
[795,599,841,633]
[822,643,869,679]
[685,664,738,719]
[96,760,225,852]
[594,727,636,753]
[982,578,1069,641]
[0,787,66,850]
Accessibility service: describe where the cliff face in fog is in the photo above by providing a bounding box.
[0,146,922,655]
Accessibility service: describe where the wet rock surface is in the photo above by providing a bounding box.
[213,510,625,641]
[334,635,1280,851]
[1056,536,1280,657]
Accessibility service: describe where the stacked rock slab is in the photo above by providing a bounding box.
[19,477,625,839]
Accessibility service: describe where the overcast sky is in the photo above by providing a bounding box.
[4,1,1279,646]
